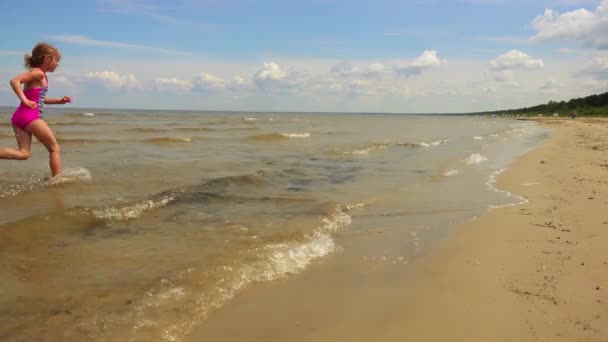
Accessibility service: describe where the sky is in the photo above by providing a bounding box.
[0,0,607,113]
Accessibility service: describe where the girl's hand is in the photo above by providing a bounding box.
[60,96,72,104]
[22,99,37,109]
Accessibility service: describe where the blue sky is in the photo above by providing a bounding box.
[1,0,607,113]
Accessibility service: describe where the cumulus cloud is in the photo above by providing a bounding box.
[154,77,192,93]
[394,50,445,77]
[330,62,385,79]
[530,1,608,49]
[229,76,248,90]
[366,63,385,78]
[193,73,227,91]
[489,50,544,70]
[85,71,139,90]
[330,61,360,77]
[254,62,286,87]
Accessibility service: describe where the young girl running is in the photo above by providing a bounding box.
[0,42,72,178]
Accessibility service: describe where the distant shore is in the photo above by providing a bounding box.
[187,117,608,341]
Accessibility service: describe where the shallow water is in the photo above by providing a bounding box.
[0,108,549,341]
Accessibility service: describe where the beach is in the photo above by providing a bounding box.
[187,117,608,341]
[2,111,604,341]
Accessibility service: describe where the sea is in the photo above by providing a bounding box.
[0,107,550,341]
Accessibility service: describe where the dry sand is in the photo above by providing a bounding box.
[188,118,608,342]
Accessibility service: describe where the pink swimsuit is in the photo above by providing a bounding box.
[11,73,48,130]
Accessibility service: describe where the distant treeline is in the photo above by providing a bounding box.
[487,92,608,117]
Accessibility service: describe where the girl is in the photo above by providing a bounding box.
[0,42,72,178]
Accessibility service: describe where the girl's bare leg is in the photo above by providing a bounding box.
[27,120,61,177]
[0,125,32,160]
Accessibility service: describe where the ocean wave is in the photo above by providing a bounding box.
[145,137,193,144]
[126,128,168,133]
[0,177,40,198]
[91,193,177,221]
[340,143,390,155]
[247,132,310,141]
[465,153,488,165]
[442,169,459,176]
[64,204,352,342]
[58,138,121,144]
[486,169,528,210]
[161,205,351,340]
[339,139,448,156]
[282,132,310,138]
[173,127,214,132]
[0,168,92,198]
[47,121,102,126]
[416,139,449,147]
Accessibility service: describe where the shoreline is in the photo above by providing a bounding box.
[187,118,608,341]
[379,117,608,341]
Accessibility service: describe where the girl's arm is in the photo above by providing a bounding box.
[9,69,44,108]
[44,96,72,105]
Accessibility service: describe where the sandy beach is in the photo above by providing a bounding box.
[187,118,608,342]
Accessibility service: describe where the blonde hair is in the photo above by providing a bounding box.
[24,42,61,69]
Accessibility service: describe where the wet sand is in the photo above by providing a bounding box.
[187,118,608,342]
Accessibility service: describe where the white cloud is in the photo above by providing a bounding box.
[330,61,360,76]
[530,1,608,49]
[490,50,544,70]
[193,73,227,91]
[253,62,287,88]
[229,76,249,90]
[576,55,608,79]
[540,79,564,91]
[85,71,139,90]
[559,47,577,54]
[154,77,192,93]
[394,50,445,77]
[330,61,385,79]
[494,70,516,82]
[366,63,385,78]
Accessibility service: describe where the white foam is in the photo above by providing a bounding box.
[473,136,484,140]
[244,117,257,121]
[82,112,95,116]
[418,139,449,147]
[58,167,92,181]
[465,153,488,165]
[281,132,310,138]
[45,167,93,186]
[342,143,388,156]
[443,169,459,176]
[344,148,372,155]
[148,207,352,341]
[92,194,176,221]
[486,169,528,210]
[346,202,366,210]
